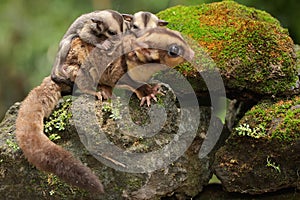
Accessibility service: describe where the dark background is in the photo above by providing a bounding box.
[1,0,299,120]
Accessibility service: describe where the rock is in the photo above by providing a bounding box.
[2,1,299,198]
[0,84,219,199]
[0,101,98,199]
[293,44,300,91]
[157,1,298,101]
[213,96,300,194]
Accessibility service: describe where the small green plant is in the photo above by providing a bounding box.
[102,98,122,120]
[6,139,19,151]
[102,101,112,112]
[48,133,61,141]
[235,123,267,139]
[110,107,121,120]
[155,93,165,107]
[44,98,72,134]
[49,190,55,196]
[266,156,281,173]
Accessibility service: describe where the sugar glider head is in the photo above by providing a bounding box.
[88,10,128,38]
[132,27,194,67]
[124,27,194,83]
[123,11,168,30]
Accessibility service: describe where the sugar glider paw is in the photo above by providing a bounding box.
[139,84,164,106]
[95,90,112,101]
[95,40,112,51]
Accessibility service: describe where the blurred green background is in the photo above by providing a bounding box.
[0,0,300,120]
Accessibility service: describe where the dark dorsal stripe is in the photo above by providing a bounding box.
[142,12,151,27]
[146,28,185,43]
[110,10,124,31]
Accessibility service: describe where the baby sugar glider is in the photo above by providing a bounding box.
[123,11,168,30]
[52,10,127,84]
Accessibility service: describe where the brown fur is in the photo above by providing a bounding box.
[15,76,104,193]
[15,27,194,193]
[74,27,193,101]
[61,38,94,84]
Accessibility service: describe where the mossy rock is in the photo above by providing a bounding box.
[157,1,297,96]
[295,44,300,75]
[213,96,300,194]
[233,95,300,142]
[213,135,300,194]
[1,87,213,199]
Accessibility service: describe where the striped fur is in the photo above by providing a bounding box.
[76,27,194,103]
[130,11,168,30]
[16,26,194,193]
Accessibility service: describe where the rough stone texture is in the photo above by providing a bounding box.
[2,1,300,199]
[0,85,219,199]
[213,96,300,194]
[0,102,98,199]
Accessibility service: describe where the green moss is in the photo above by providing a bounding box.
[124,176,144,190]
[5,139,19,151]
[157,1,297,95]
[37,173,88,198]
[294,44,300,72]
[234,96,300,142]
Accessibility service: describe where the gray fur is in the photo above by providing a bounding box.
[130,11,168,30]
[51,10,126,84]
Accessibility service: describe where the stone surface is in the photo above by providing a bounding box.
[0,85,216,199]
[213,96,300,194]
[2,1,300,199]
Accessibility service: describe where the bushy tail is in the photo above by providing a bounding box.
[15,76,104,193]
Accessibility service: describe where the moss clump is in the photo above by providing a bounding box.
[294,44,300,73]
[234,96,300,142]
[157,1,297,95]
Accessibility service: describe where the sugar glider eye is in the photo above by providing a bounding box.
[107,30,117,36]
[91,18,101,24]
[132,24,139,30]
[168,44,182,57]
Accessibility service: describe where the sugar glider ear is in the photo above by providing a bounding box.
[157,19,168,26]
[122,14,133,22]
